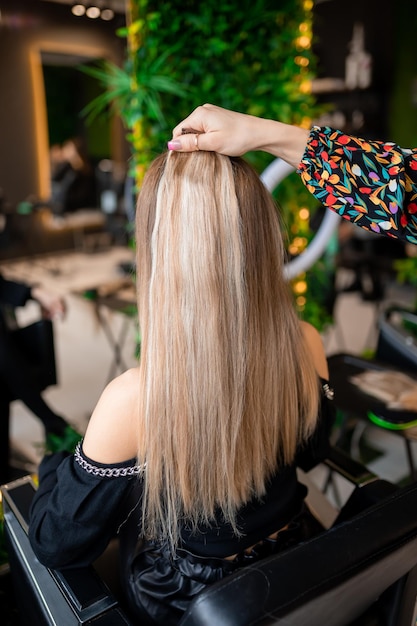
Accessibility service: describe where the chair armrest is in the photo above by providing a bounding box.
[321,447,399,526]
[1,476,133,625]
[324,446,378,487]
[299,446,381,530]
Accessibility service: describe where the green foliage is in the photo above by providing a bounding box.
[274,171,318,234]
[127,0,320,171]
[394,256,417,289]
[79,49,190,129]
[393,256,417,311]
[299,260,335,331]
[44,426,82,455]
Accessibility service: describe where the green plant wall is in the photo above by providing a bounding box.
[124,0,321,178]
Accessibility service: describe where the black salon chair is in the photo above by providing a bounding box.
[327,306,417,481]
[2,447,417,626]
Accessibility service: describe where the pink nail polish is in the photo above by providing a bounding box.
[167,140,181,151]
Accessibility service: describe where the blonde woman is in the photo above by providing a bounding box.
[29,151,334,625]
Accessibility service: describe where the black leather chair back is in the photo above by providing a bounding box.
[180,481,417,626]
[376,308,417,373]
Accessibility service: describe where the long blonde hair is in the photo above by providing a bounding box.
[135,151,320,547]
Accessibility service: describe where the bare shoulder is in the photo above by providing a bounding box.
[94,367,140,413]
[106,367,140,395]
[83,367,141,463]
[300,321,329,379]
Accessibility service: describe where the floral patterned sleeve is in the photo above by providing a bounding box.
[297,126,417,244]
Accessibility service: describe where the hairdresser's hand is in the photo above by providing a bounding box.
[169,104,264,156]
[31,286,66,321]
[168,103,310,168]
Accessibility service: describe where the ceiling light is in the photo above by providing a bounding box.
[71,4,86,16]
[100,8,114,20]
[86,6,100,19]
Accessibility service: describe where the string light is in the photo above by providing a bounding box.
[295,55,309,68]
[295,35,311,49]
[101,8,115,20]
[293,280,307,295]
[71,4,86,16]
[71,3,115,20]
[86,6,101,19]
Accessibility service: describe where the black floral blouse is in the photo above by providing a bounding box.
[298,126,417,244]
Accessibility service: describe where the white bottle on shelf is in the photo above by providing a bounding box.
[345,22,372,90]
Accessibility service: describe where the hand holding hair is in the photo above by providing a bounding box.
[168,103,309,169]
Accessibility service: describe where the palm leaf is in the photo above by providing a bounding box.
[78,47,190,127]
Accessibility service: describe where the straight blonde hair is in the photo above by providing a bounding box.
[135,151,320,548]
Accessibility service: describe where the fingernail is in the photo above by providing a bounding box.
[167,140,181,151]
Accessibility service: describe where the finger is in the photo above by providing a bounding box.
[167,132,211,153]
[172,104,210,138]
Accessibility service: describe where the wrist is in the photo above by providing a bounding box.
[253,118,310,169]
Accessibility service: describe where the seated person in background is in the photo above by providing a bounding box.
[50,137,96,214]
[0,274,70,480]
[29,150,335,625]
